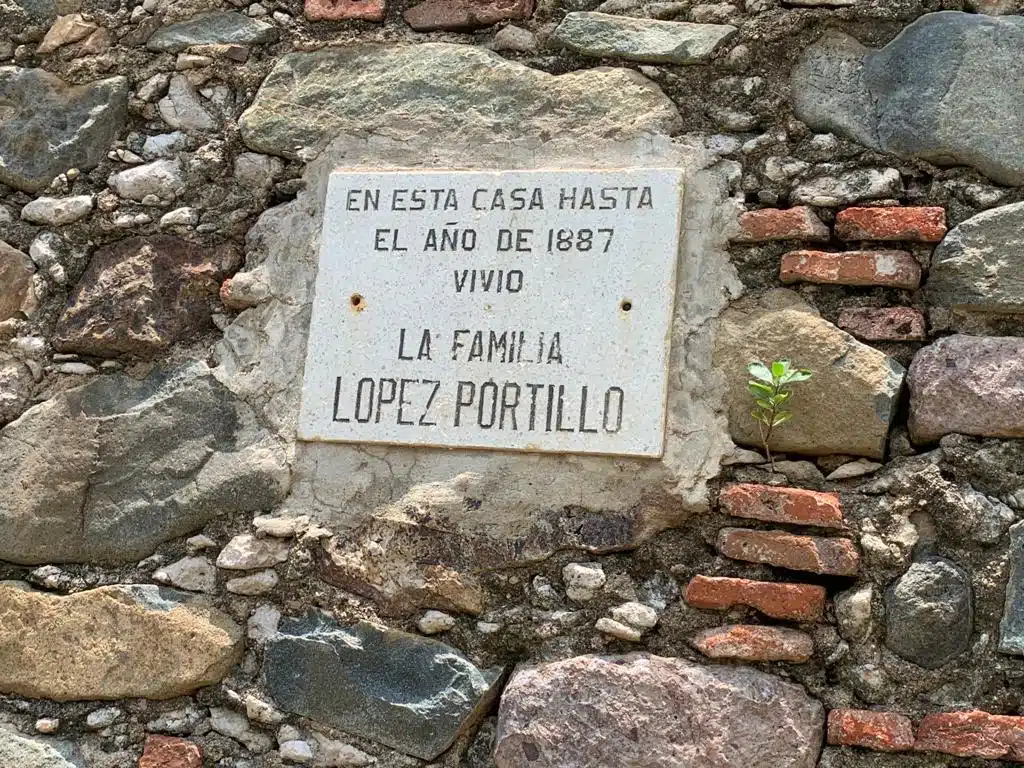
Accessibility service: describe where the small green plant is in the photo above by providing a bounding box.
[747,359,813,471]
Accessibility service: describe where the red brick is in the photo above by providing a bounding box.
[915,711,1024,761]
[733,206,830,243]
[838,307,927,342]
[720,483,844,529]
[690,624,813,662]
[828,709,915,752]
[836,206,946,243]
[305,0,386,21]
[139,736,202,768]
[404,0,533,30]
[781,250,921,289]
[716,528,860,576]
[684,575,825,621]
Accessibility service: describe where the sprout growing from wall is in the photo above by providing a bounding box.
[747,359,813,471]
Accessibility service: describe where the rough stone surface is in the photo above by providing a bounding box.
[915,711,1024,760]
[216,534,290,570]
[827,709,914,752]
[0,67,128,193]
[792,12,1024,185]
[884,558,973,669]
[109,159,185,201]
[835,206,946,243]
[998,521,1024,655]
[158,75,217,133]
[690,624,814,662]
[908,335,1024,443]
[138,735,203,768]
[0,362,288,564]
[37,13,96,53]
[404,0,533,31]
[0,728,80,768]
[304,0,386,20]
[838,307,927,342]
[928,202,1024,313]
[146,12,277,52]
[20,195,93,226]
[265,613,502,760]
[0,241,36,322]
[551,12,736,64]
[0,584,242,700]
[712,290,904,459]
[733,206,829,243]
[53,235,241,358]
[780,249,921,289]
[717,528,860,576]
[720,483,843,529]
[684,575,826,621]
[494,653,823,768]
[791,169,902,207]
[154,556,216,594]
[239,44,681,160]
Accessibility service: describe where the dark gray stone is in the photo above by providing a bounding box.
[0,362,289,564]
[265,614,503,760]
[884,558,973,668]
[928,202,1024,313]
[146,11,278,52]
[1000,522,1024,655]
[0,67,128,193]
[792,12,1024,185]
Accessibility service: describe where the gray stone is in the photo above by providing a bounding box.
[0,362,288,564]
[154,556,217,593]
[20,195,93,226]
[494,653,823,768]
[225,569,278,595]
[265,613,503,760]
[146,11,277,53]
[551,12,736,64]
[908,335,1024,443]
[109,158,184,201]
[216,534,289,570]
[792,12,1024,186]
[999,521,1024,655]
[158,74,217,132]
[884,558,973,669]
[928,202,1024,313]
[712,289,904,459]
[0,67,128,193]
[0,728,81,768]
[238,43,681,160]
[0,241,36,322]
[791,168,902,207]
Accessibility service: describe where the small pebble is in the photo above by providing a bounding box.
[86,707,122,730]
[417,610,456,635]
[596,617,643,642]
[562,562,606,602]
[610,601,659,629]
[35,718,60,734]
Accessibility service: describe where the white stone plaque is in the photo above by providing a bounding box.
[298,168,683,457]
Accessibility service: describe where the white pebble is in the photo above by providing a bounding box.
[417,610,455,635]
[610,601,659,629]
[562,562,606,602]
[596,617,643,642]
[35,718,59,734]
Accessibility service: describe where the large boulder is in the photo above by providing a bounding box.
[265,614,502,760]
[0,584,242,701]
[712,290,904,459]
[238,43,681,159]
[928,202,1024,313]
[791,12,1024,185]
[494,653,823,768]
[0,67,128,193]
[0,362,288,564]
[908,335,1024,443]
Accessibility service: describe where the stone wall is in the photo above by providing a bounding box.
[1,0,1024,766]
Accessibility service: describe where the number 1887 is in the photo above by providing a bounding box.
[546,228,614,253]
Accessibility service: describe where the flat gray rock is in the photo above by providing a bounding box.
[265,614,502,760]
[928,202,1024,312]
[494,653,823,768]
[999,521,1024,655]
[0,728,82,768]
[908,334,1024,443]
[0,67,127,193]
[0,362,288,564]
[551,12,736,64]
[239,43,680,159]
[884,558,973,669]
[792,11,1024,185]
[146,11,277,52]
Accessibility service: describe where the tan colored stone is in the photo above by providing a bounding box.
[0,241,36,322]
[0,584,242,701]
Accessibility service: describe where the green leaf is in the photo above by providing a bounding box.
[781,370,813,384]
[748,381,774,397]
[772,412,793,427]
[771,360,787,379]
[751,409,770,426]
[747,362,774,384]
[754,399,774,411]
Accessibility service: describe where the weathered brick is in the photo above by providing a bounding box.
[716,528,860,576]
[827,709,915,753]
[690,624,814,662]
[139,735,203,768]
[733,206,830,243]
[836,206,947,243]
[304,0,386,21]
[781,250,921,289]
[684,575,826,621]
[720,483,844,529]
[915,711,1024,761]
[838,307,927,342]
[404,0,533,31]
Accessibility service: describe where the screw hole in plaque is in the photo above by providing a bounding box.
[620,299,633,312]
[350,293,365,311]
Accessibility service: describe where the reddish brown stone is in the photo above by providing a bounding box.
[915,711,1024,761]
[139,735,203,768]
[720,483,844,529]
[0,240,36,322]
[690,624,814,662]
[684,575,826,621]
[305,0,386,21]
[53,235,241,358]
[781,249,921,289]
[716,528,860,576]
[838,307,927,342]
[404,0,533,31]
[733,206,830,243]
[836,206,947,243]
[827,709,915,752]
